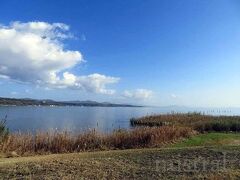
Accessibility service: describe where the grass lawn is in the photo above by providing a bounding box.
[171,132,240,148]
[0,133,240,179]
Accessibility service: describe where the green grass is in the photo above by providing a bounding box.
[171,133,240,148]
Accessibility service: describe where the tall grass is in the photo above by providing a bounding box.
[195,120,240,132]
[0,126,195,156]
[130,113,240,132]
[0,116,9,143]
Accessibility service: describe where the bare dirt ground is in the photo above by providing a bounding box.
[0,146,240,179]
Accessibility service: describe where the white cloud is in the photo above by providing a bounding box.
[11,91,18,95]
[123,89,153,100]
[0,75,9,79]
[171,94,178,98]
[50,72,119,95]
[0,21,119,94]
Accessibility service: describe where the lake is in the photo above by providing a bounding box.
[0,106,239,133]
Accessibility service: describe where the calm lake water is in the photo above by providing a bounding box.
[0,106,240,133]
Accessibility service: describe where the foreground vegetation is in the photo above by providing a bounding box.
[1,145,240,179]
[131,113,240,132]
[2,113,240,156]
[0,118,8,145]
[1,113,240,179]
[0,126,194,156]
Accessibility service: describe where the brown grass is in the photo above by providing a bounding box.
[1,146,240,179]
[0,117,9,143]
[130,113,240,132]
[0,126,195,156]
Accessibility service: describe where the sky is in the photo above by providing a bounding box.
[0,0,240,107]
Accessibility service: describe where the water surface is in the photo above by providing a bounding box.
[0,106,239,132]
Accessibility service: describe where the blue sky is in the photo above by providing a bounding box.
[0,0,240,107]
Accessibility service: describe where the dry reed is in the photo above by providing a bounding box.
[0,126,195,156]
[130,113,240,132]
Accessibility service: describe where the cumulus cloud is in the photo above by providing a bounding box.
[0,21,119,94]
[51,72,119,95]
[123,89,153,100]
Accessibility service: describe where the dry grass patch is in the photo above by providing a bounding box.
[0,146,240,179]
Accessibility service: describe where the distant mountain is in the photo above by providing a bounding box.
[0,97,142,107]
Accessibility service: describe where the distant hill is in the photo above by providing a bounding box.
[0,97,141,107]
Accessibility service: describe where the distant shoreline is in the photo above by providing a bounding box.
[0,97,143,107]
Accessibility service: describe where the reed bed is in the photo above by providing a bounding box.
[0,126,194,156]
[130,113,240,132]
[0,118,9,143]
